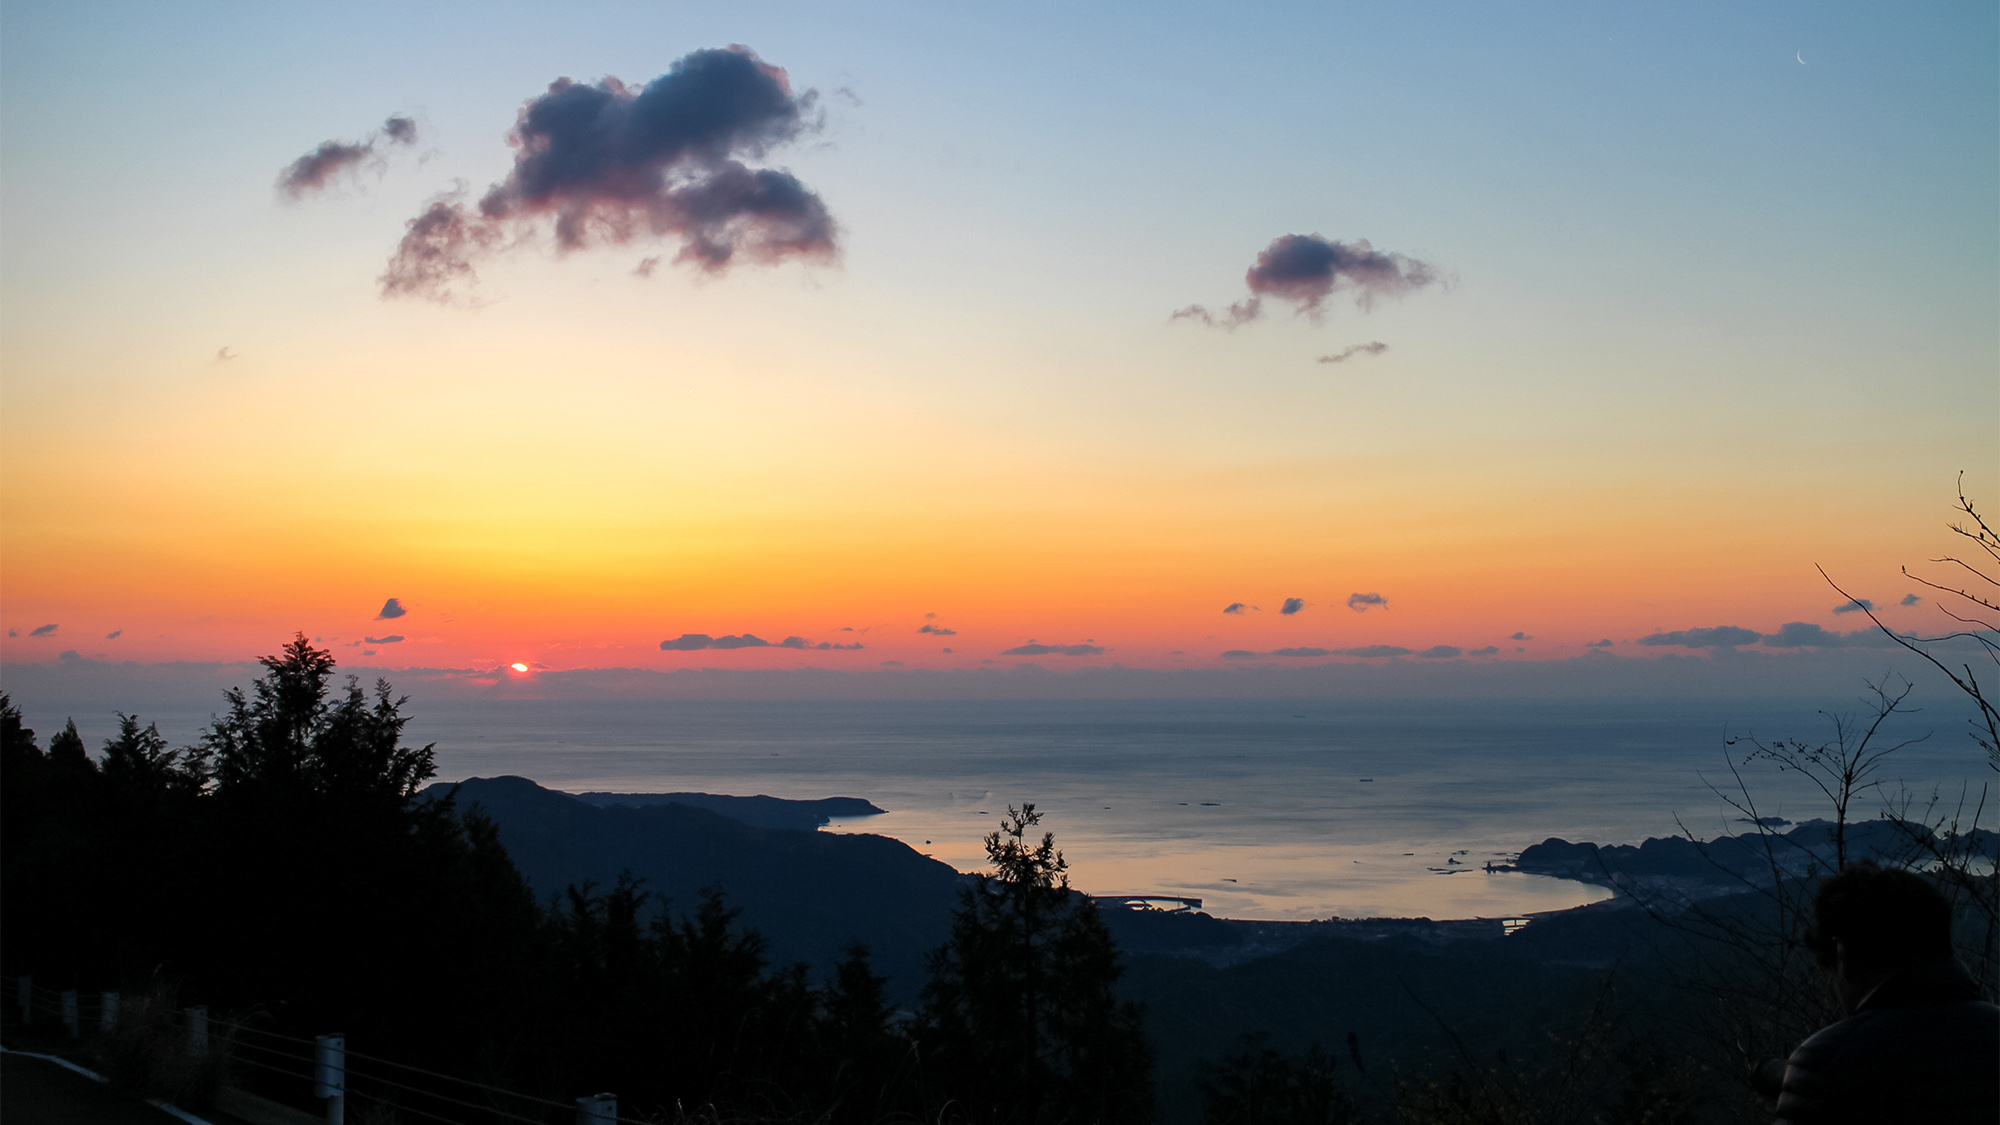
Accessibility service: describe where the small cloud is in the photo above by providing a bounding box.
[1221,650,1262,659]
[1222,602,1249,615]
[709,634,771,649]
[634,256,661,277]
[834,86,863,107]
[661,633,716,650]
[1508,631,1533,641]
[1317,341,1388,365]
[6,630,15,637]
[1467,645,1499,656]
[778,636,808,649]
[278,114,421,198]
[1637,626,1761,649]
[1760,622,1895,650]
[1270,646,1331,657]
[942,647,952,653]
[364,634,405,644]
[1586,638,1614,648]
[363,649,377,656]
[1000,642,1105,657]
[105,630,122,640]
[1900,593,1922,607]
[216,347,238,361]
[1346,592,1387,612]
[1280,597,1306,616]
[918,624,957,636]
[377,598,408,620]
[1414,645,1462,659]
[1831,598,1875,615]
[814,641,865,650]
[29,624,57,637]
[1174,234,1441,328]
[59,650,81,661]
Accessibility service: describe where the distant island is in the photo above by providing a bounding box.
[567,789,885,831]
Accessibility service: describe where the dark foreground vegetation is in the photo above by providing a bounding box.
[3,485,1996,1124]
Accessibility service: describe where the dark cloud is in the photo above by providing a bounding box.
[1831,598,1875,615]
[1586,639,1614,648]
[1347,592,1387,612]
[59,650,81,661]
[1467,645,1499,656]
[1221,650,1261,659]
[278,115,420,198]
[1900,593,1923,607]
[1280,597,1306,616]
[1271,647,1332,658]
[1760,622,1896,649]
[106,630,122,640]
[1001,642,1105,657]
[1415,645,1463,659]
[1637,626,1761,649]
[1173,234,1439,328]
[1317,342,1388,365]
[383,47,835,302]
[28,624,57,637]
[1508,631,1533,641]
[810,641,866,650]
[1335,644,1413,658]
[918,624,957,636]
[662,632,851,651]
[377,598,408,620]
[364,635,405,645]
[1222,602,1249,615]
[7,630,15,637]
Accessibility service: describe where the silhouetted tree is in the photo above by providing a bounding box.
[919,803,1153,1124]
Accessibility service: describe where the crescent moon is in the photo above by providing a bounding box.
[1797,50,1806,64]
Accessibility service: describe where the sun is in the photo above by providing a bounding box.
[509,662,529,672]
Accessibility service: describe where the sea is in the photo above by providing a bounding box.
[385,695,1989,921]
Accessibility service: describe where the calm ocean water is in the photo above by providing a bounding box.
[388,696,1987,920]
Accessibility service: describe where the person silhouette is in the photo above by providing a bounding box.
[1757,861,1998,1122]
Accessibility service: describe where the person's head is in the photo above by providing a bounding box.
[1807,860,1954,986]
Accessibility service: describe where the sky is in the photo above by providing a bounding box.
[1,0,1994,689]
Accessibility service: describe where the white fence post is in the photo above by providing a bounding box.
[186,1006,209,1055]
[60,990,79,1038]
[16,975,29,1024]
[315,1034,346,1125]
[101,991,120,1031]
[576,1092,616,1125]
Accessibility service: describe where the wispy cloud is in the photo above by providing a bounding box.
[1222,602,1252,615]
[28,624,57,637]
[1831,598,1875,615]
[1347,592,1387,612]
[1280,597,1306,616]
[1173,234,1440,328]
[364,635,405,645]
[382,47,835,302]
[1001,641,1105,657]
[1318,342,1388,365]
[918,624,957,636]
[106,630,122,640]
[278,115,419,198]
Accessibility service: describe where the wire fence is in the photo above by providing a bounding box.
[6,974,662,1125]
